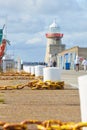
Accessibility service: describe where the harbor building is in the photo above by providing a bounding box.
[2,55,15,72]
[57,46,87,70]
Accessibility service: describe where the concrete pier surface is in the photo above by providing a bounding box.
[61,70,87,88]
[0,70,86,123]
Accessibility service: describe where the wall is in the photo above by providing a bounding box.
[57,46,87,70]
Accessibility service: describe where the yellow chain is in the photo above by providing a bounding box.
[0,120,86,130]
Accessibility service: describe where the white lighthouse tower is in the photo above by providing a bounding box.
[45,20,65,65]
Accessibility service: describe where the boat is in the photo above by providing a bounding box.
[0,25,10,62]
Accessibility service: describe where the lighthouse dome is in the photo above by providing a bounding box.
[49,20,60,33]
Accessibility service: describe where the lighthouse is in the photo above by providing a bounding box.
[45,20,65,65]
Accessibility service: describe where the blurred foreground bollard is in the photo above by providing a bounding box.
[78,75,87,130]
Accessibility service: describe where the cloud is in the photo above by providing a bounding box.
[76,0,87,10]
[26,37,42,44]
[0,0,87,61]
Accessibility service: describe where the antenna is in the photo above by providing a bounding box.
[2,24,5,30]
[4,16,8,39]
[54,18,56,24]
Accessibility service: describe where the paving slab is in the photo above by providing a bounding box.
[61,70,87,88]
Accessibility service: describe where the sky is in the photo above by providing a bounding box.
[0,0,87,62]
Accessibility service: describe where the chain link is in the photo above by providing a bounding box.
[0,120,86,130]
[0,71,64,90]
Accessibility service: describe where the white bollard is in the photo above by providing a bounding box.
[31,66,35,75]
[3,60,6,72]
[78,75,87,130]
[23,65,27,72]
[17,60,21,73]
[35,65,45,77]
[28,66,31,73]
[43,67,61,82]
[23,65,31,73]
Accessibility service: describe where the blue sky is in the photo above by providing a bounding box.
[0,0,87,62]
